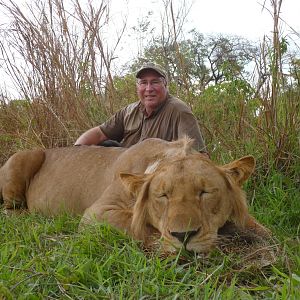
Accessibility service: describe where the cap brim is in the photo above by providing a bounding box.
[136,67,166,78]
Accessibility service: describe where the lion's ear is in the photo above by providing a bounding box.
[119,172,150,196]
[221,156,255,186]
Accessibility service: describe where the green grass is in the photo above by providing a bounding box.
[0,173,299,299]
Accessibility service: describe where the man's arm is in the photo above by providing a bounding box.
[74,126,108,146]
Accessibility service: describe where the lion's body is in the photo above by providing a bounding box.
[27,146,124,214]
[0,138,270,253]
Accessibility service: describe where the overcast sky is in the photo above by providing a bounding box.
[186,0,299,40]
[109,0,300,40]
[107,0,300,72]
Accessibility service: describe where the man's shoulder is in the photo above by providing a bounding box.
[165,95,192,113]
[121,101,140,115]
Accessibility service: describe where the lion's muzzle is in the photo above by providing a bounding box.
[170,229,200,245]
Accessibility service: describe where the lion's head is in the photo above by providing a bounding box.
[120,151,255,253]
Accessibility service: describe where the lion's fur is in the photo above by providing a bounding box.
[0,137,270,253]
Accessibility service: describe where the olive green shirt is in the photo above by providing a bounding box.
[100,94,207,152]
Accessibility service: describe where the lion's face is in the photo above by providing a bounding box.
[120,154,254,253]
[146,160,234,252]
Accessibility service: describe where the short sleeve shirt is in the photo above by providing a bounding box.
[99,94,207,152]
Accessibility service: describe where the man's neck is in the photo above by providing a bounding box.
[145,107,154,117]
[141,94,169,117]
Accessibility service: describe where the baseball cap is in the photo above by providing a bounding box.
[135,62,167,79]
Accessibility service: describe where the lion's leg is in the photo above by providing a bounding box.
[79,181,134,231]
[2,182,27,209]
[80,201,158,243]
[80,202,133,233]
[80,183,156,242]
[0,149,45,210]
[3,208,29,216]
[80,205,158,244]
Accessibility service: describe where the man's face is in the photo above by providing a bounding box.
[136,70,168,115]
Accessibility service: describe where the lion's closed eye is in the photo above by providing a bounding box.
[199,188,219,197]
[153,192,169,205]
[199,190,207,198]
[157,193,168,200]
[158,193,168,197]
[198,189,213,199]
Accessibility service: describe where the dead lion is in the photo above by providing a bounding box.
[0,137,270,253]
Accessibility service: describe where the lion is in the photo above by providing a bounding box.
[0,137,270,253]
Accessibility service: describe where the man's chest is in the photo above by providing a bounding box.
[122,109,176,143]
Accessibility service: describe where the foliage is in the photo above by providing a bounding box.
[130,31,257,94]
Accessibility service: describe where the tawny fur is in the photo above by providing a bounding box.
[0,137,270,253]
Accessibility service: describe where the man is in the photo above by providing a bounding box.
[75,62,208,156]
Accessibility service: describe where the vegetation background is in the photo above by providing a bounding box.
[0,0,299,298]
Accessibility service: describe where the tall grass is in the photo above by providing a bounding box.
[0,0,128,158]
[0,0,299,171]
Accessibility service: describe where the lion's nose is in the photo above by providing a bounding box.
[170,229,199,243]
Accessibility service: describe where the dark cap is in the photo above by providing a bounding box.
[135,62,167,79]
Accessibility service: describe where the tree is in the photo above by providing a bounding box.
[131,30,258,95]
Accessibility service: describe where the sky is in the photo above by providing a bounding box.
[103,0,300,75]
[0,0,300,96]
[188,0,299,40]
[109,0,300,41]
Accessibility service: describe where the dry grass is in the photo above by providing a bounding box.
[0,0,299,175]
[0,0,130,159]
